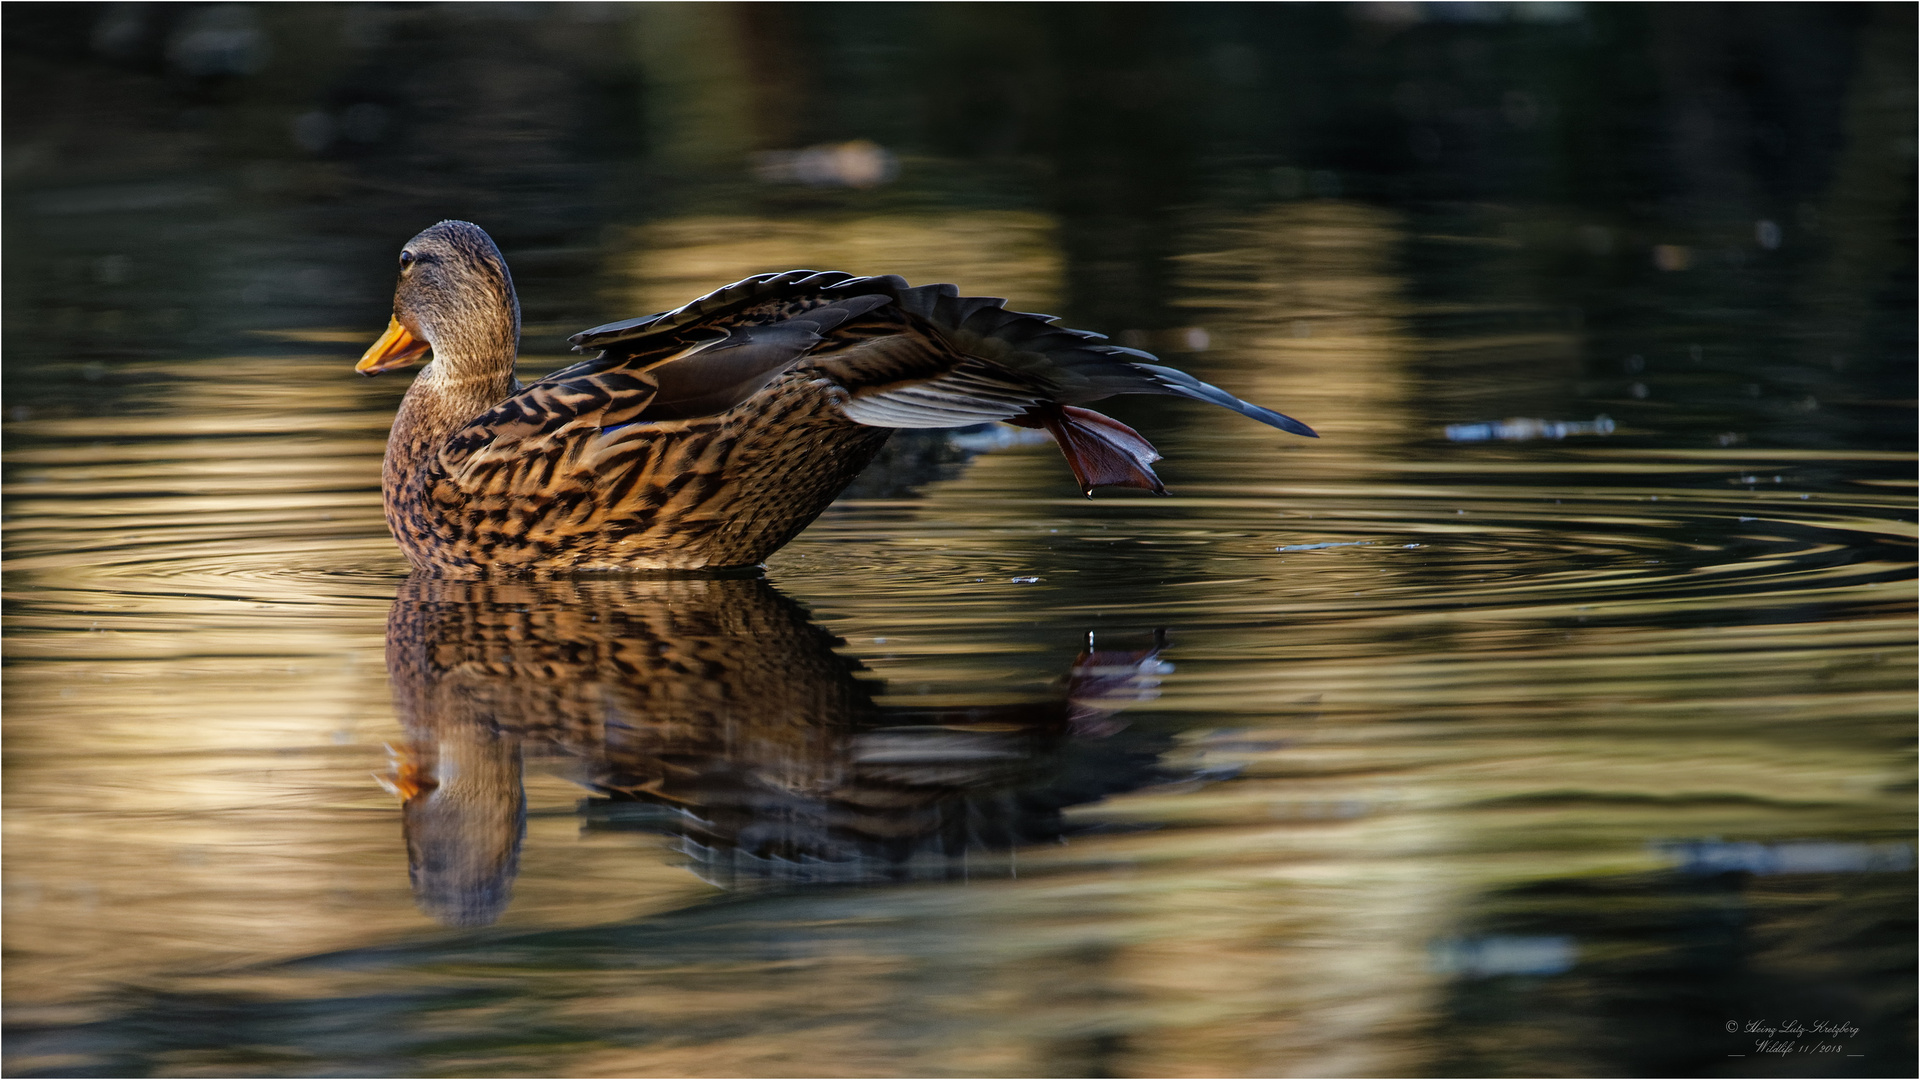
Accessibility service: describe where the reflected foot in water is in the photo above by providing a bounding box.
[383,574,1173,926]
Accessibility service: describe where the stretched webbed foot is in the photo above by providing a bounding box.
[1012,403,1166,496]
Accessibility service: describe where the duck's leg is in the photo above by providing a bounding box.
[1009,403,1166,496]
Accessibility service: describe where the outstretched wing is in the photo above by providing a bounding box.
[566,268,1316,438]
[437,290,894,482]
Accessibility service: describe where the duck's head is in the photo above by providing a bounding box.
[357,220,520,377]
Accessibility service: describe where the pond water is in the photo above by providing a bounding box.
[4,6,1915,1077]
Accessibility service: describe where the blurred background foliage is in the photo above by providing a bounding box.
[3,2,1913,453]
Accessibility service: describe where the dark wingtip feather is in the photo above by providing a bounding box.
[1124,362,1317,438]
[1238,403,1319,438]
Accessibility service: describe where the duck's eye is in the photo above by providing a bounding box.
[399,250,417,271]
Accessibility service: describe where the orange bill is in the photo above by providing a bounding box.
[356,316,430,375]
[374,743,437,802]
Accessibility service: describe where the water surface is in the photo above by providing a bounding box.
[4,5,1914,1077]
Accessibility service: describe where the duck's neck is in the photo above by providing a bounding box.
[386,359,520,490]
[398,284,521,434]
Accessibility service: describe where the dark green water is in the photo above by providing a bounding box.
[4,5,1914,1076]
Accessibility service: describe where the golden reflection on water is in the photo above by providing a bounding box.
[1174,201,1423,449]
[617,211,1064,315]
[3,203,1913,1075]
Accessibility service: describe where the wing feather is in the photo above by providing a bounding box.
[840,361,1046,429]
[437,294,895,486]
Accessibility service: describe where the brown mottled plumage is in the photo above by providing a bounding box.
[359,220,1316,576]
[384,575,1172,924]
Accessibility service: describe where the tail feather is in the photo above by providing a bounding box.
[1012,404,1166,497]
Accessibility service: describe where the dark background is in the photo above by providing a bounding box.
[4,2,1914,451]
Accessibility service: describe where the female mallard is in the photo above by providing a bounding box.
[358,220,1315,575]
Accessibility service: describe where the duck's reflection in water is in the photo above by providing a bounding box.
[384,575,1173,926]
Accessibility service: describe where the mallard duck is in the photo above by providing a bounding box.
[359,220,1316,575]
[385,574,1171,923]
